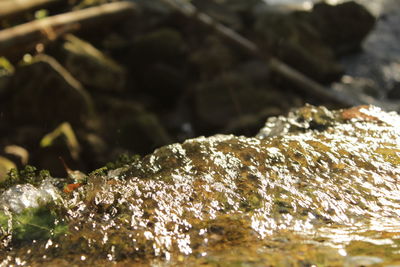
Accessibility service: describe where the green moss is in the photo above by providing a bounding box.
[106,153,140,170]
[19,165,39,184]
[1,165,52,189]
[88,166,108,177]
[0,206,68,242]
[1,168,19,188]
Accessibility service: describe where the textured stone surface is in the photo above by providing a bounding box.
[2,105,400,266]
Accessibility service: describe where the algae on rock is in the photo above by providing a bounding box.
[1,105,400,266]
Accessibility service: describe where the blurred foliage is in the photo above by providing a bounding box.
[0,156,16,183]
[34,9,49,20]
[40,122,81,160]
[0,57,14,75]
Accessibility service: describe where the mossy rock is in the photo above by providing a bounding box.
[2,105,400,266]
[0,206,67,242]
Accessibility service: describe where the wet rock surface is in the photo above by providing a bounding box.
[1,105,400,266]
[0,0,381,179]
[1,1,399,265]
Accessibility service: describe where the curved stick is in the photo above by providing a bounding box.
[0,1,136,57]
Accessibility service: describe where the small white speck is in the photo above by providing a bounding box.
[338,248,347,256]
[15,257,26,265]
[45,239,53,249]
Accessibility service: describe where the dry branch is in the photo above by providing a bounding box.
[268,58,362,106]
[0,0,62,20]
[0,1,136,57]
[161,0,362,107]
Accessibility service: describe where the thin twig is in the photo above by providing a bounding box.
[0,1,136,57]
[0,0,63,20]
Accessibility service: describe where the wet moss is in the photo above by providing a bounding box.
[0,165,51,189]
[105,153,140,170]
[0,205,68,242]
